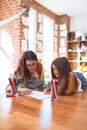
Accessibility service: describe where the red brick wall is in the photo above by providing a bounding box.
[0,0,22,70]
[0,0,58,70]
[0,0,69,71]
[22,0,58,21]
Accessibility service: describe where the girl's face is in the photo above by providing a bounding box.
[26,60,37,73]
[52,64,59,78]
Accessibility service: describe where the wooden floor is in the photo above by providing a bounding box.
[0,89,87,130]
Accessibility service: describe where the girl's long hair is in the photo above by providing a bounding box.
[51,57,72,94]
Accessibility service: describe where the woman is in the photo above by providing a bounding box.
[45,57,80,95]
[14,50,44,95]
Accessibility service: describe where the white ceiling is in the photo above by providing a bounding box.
[35,0,87,16]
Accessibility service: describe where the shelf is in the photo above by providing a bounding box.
[80,61,87,63]
[67,31,87,75]
[69,60,87,63]
[67,40,80,43]
[67,39,87,73]
[68,50,79,52]
[80,40,87,42]
[68,50,85,53]
[69,60,79,62]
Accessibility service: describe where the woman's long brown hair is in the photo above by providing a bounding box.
[21,51,38,82]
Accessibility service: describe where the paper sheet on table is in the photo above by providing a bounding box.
[28,91,51,100]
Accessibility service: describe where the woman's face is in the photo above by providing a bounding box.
[26,60,37,73]
[52,64,59,78]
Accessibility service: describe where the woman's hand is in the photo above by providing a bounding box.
[18,86,32,95]
[22,88,32,95]
[44,86,51,94]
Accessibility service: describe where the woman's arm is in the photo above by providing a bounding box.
[17,84,32,95]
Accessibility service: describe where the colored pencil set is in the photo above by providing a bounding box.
[8,75,17,94]
[51,80,58,101]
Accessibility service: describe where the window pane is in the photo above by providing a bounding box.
[43,15,54,80]
[28,8,37,52]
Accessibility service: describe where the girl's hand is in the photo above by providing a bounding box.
[44,86,51,94]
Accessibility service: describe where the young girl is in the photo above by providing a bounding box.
[45,57,81,95]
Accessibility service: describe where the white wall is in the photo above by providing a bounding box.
[70,15,87,33]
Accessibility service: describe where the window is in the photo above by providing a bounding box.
[43,15,54,79]
[28,8,37,52]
